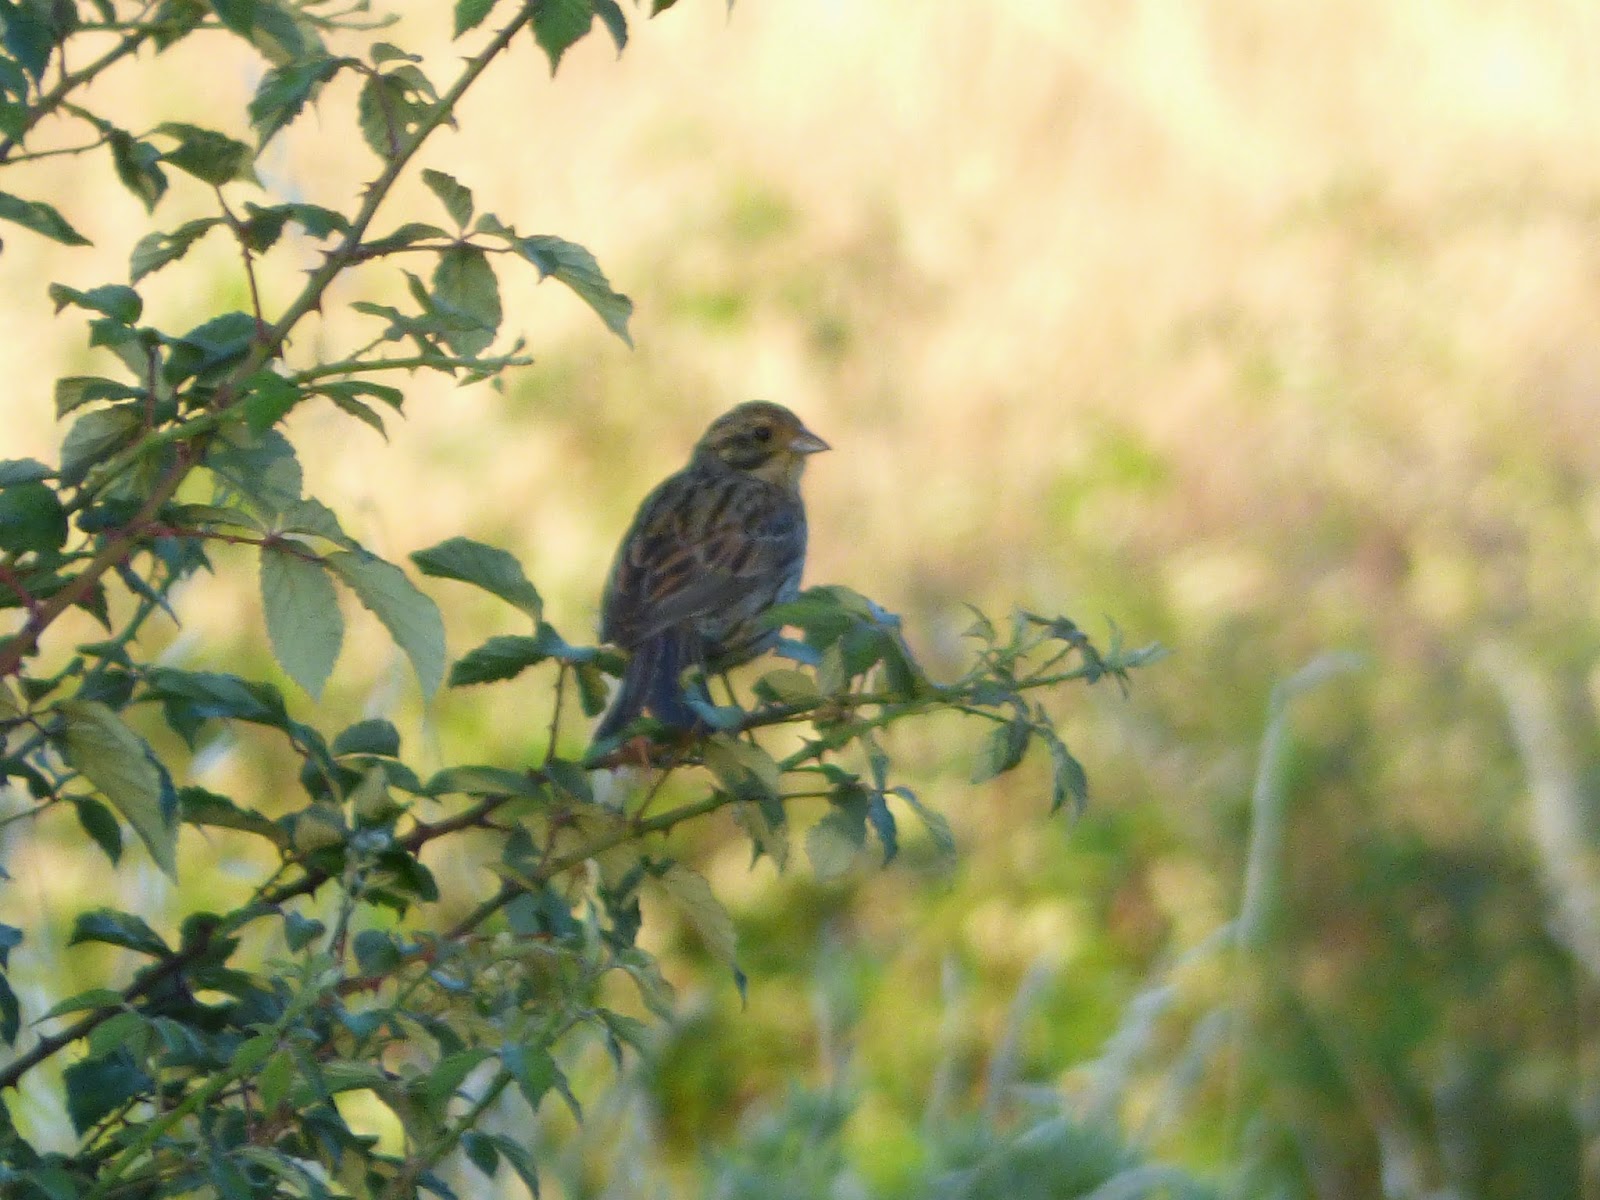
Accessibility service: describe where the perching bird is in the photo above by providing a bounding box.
[594,401,830,742]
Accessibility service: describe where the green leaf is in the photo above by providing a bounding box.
[0,482,67,554]
[156,122,256,185]
[72,796,122,864]
[130,217,219,282]
[972,718,1031,784]
[594,0,626,51]
[421,168,474,229]
[454,0,496,36]
[48,283,142,324]
[163,310,257,383]
[207,426,303,517]
[654,863,739,974]
[449,625,592,686]
[250,56,343,146]
[0,459,51,485]
[411,536,541,618]
[1040,726,1089,816]
[894,787,955,859]
[260,544,343,698]
[68,908,171,957]
[59,405,142,487]
[108,131,168,213]
[356,65,435,158]
[753,667,820,706]
[432,246,501,357]
[242,369,302,432]
[60,701,177,877]
[64,1050,151,1136]
[259,1048,294,1111]
[0,975,16,1046]
[702,735,781,802]
[326,550,446,696]
[208,0,257,36]
[1,0,53,81]
[38,987,125,1020]
[0,189,90,246]
[54,376,144,417]
[180,786,286,845]
[511,233,632,344]
[334,718,400,757]
[425,764,544,798]
[806,807,866,881]
[449,634,550,686]
[533,0,594,72]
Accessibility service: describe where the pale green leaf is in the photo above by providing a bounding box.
[654,863,737,971]
[260,546,343,698]
[60,701,176,878]
[410,536,540,619]
[327,550,445,696]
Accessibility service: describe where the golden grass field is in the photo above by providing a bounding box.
[4,1,1599,1193]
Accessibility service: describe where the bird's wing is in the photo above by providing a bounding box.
[601,467,804,647]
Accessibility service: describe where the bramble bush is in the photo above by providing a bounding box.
[0,1,1166,1195]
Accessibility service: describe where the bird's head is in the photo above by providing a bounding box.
[695,400,830,490]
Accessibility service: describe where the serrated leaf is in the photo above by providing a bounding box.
[326,550,445,696]
[108,131,168,213]
[48,282,142,324]
[39,987,125,1020]
[971,718,1030,784]
[0,459,51,486]
[754,667,819,706]
[156,122,256,186]
[0,189,90,246]
[533,0,593,72]
[250,56,342,147]
[425,764,544,798]
[421,168,474,228]
[448,633,551,686]
[242,369,302,433]
[654,863,737,971]
[454,0,495,36]
[702,735,781,801]
[594,0,626,51]
[61,701,177,877]
[411,536,540,618]
[68,908,171,957]
[59,405,141,487]
[0,482,67,554]
[432,246,501,356]
[512,233,632,344]
[894,787,955,858]
[64,1050,151,1136]
[54,376,144,417]
[260,545,343,698]
[333,718,400,757]
[1041,727,1089,816]
[207,426,303,517]
[806,807,866,882]
[130,217,219,282]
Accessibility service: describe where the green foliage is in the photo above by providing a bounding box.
[0,2,1167,1196]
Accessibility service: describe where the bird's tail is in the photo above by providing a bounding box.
[592,629,708,744]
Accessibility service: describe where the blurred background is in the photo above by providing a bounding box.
[5,0,1600,1195]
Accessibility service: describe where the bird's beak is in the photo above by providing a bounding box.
[789,426,830,455]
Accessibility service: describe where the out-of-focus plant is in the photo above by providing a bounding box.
[0,1,1161,1194]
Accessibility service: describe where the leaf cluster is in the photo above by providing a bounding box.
[0,0,1159,1195]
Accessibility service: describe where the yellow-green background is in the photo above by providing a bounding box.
[2,1,1597,1195]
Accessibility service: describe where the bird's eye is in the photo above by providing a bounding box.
[751,425,772,443]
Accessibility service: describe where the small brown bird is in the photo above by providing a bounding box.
[594,401,829,741]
